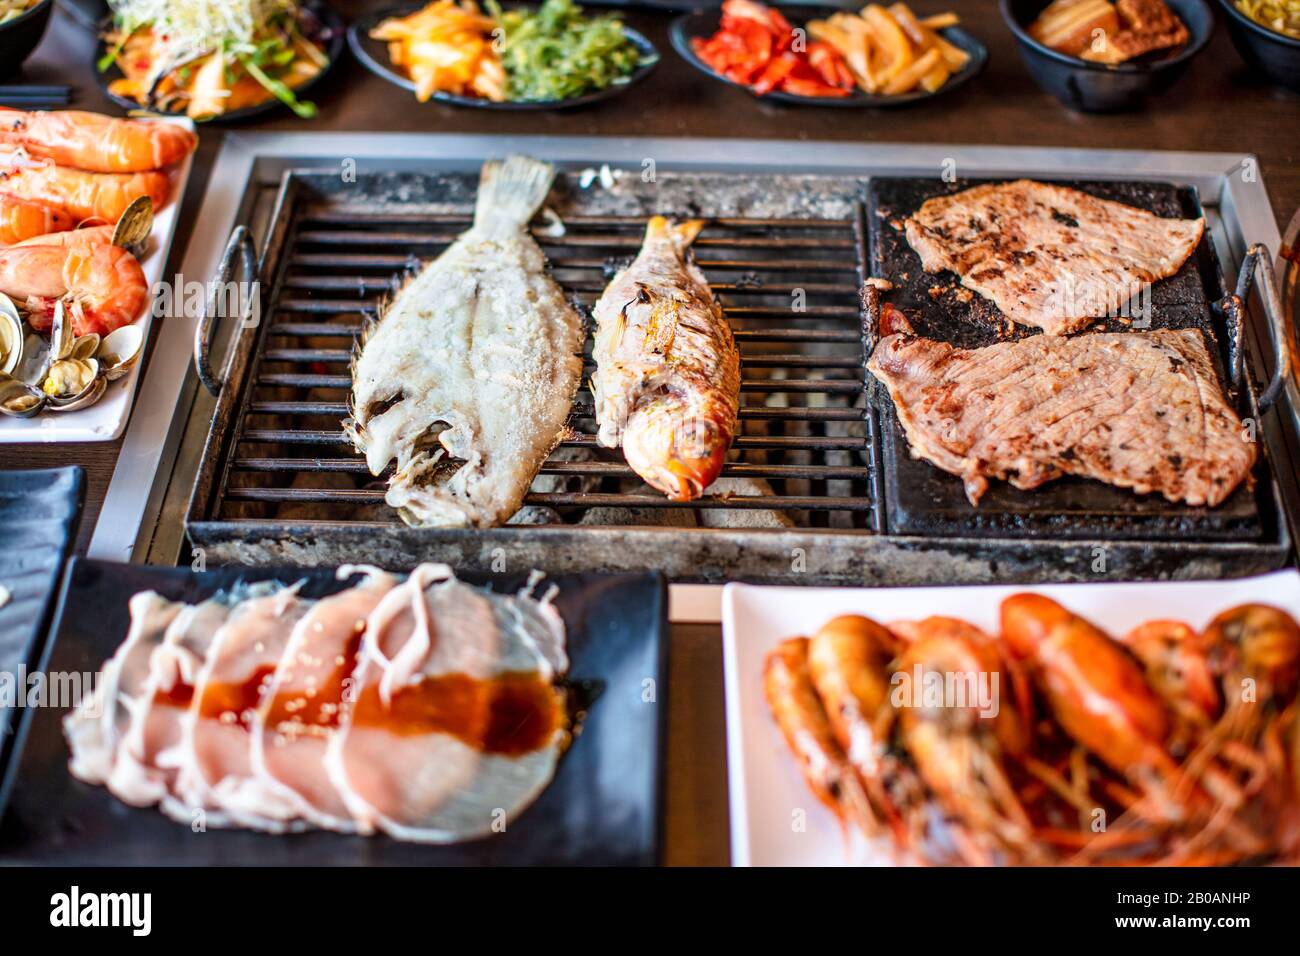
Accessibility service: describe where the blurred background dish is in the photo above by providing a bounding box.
[349,0,659,110]
[1001,0,1211,111]
[0,0,52,80]
[95,0,344,122]
[1221,0,1300,90]
[671,2,987,107]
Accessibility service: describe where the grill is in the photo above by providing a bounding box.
[183,163,1293,584]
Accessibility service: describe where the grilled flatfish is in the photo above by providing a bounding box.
[904,180,1204,335]
[346,156,584,527]
[591,217,741,500]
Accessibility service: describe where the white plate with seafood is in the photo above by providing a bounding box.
[0,115,195,443]
[722,571,1300,866]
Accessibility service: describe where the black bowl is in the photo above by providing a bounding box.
[349,4,660,110]
[0,0,52,81]
[1219,0,1300,92]
[671,5,987,107]
[94,1,345,123]
[1001,0,1211,112]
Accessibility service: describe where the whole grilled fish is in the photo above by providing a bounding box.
[591,217,741,500]
[345,156,584,527]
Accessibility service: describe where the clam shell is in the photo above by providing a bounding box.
[43,357,100,403]
[112,196,154,260]
[15,333,50,387]
[0,297,22,377]
[46,374,106,412]
[96,325,145,382]
[50,301,74,362]
[0,374,47,418]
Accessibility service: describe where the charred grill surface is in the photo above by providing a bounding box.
[868,176,1275,542]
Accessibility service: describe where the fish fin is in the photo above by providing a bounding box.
[645,216,706,250]
[473,155,556,235]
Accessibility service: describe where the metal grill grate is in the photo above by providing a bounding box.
[203,175,882,532]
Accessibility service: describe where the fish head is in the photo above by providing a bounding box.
[622,397,731,501]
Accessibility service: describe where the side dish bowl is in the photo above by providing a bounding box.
[1001,0,1212,112]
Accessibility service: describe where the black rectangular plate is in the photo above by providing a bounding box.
[0,467,83,820]
[867,177,1274,542]
[0,559,667,866]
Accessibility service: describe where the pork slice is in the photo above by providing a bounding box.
[904,180,1204,335]
[325,564,569,843]
[64,592,183,789]
[107,598,232,808]
[174,586,310,831]
[250,570,398,831]
[867,328,1256,506]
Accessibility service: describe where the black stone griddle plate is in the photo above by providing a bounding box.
[0,467,83,819]
[867,177,1272,542]
[0,559,667,866]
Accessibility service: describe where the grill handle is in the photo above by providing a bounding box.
[1218,243,1290,412]
[194,225,259,396]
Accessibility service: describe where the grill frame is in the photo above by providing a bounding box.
[182,158,1293,584]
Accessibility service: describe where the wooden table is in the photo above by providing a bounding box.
[5,1,1298,865]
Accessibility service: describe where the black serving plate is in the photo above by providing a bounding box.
[0,466,83,820]
[349,3,660,110]
[671,5,987,107]
[94,1,345,123]
[0,559,668,866]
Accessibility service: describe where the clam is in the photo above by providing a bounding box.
[70,332,101,362]
[0,294,22,377]
[0,373,47,418]
[50,300,74,362]
[14,332,50,387]
[112,196,154,260]
[96,325,145,381]
[43,356,104,411]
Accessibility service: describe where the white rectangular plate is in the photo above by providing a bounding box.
[722,570,1300,867]
[0,118,195,443]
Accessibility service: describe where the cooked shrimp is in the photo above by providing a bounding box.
[0,108,196,173]
[806,615,910,842]
[0,240,148,336]
[1121,620,1221,730]
[14,224,113,249]
[763,637,874,835]
[894,617,1042,865]
[0,192,72,245]
[0,163,170,224]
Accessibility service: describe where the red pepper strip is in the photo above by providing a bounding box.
[752,51,798,94]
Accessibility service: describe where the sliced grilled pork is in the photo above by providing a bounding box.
[904,180,1204,335]
[868,328,1255,506]
[325,564,569,843]
[250,569,397,832]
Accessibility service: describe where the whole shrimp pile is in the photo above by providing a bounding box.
[0,108,196,336]
[764,596,1300,866]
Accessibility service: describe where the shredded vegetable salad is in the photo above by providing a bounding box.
[374,0,651,103]
[488,0,648,102]
[99,0,331,119]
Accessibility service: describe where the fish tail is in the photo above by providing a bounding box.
[645,216,706,252]
[473,155,556,235]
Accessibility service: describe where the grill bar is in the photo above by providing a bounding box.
[200,169,882,541]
